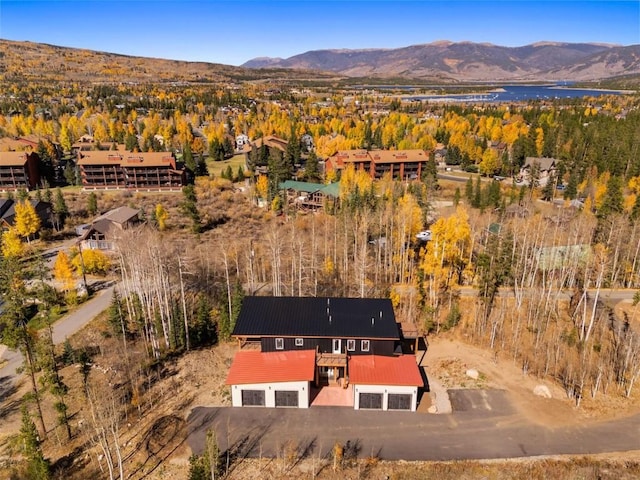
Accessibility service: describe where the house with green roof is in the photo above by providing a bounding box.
[279,180,340,212]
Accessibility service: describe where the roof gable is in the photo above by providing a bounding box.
[349,355,423,386]
[225,350,316,385]
[523,157,557,171]
[232,296,399,339]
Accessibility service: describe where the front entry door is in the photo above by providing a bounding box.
[332,339,341,354]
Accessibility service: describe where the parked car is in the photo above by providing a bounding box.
[416,230,432,242]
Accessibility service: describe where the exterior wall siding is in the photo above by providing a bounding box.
[230,381,310,408]
[353,385,418,411]
[260,337,395,356]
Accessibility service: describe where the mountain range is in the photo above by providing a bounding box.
[243,41,640,82]
[0,39,338,84]
[1,39,639,85]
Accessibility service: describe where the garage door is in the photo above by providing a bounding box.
[241,389,265,406]
[388,393,412,410]
[359,392,383,409]
[275,390,299,407]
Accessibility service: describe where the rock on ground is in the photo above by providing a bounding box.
[465,368,479,380]
[533,385,552,398]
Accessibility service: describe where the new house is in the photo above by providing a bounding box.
[325,149,430,180]
[0,151,42,191]
[226,296,424,411]
[77,151,186,190]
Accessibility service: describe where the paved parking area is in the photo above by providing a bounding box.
[448,389,514,415]
[186,390,640,461]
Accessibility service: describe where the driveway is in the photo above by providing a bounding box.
[187,390,640,461]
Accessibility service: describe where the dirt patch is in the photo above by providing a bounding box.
[422,335,640,427]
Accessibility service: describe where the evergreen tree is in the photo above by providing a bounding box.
[183,142,196,173]
[63,162,76,186]
[464,176,473,204]
[16,188,29,202]
[486,180,502,208]
[108,289,129,339]
[208,138,224,162]
[267,149,289,202]
[453,187,461,207]
[125,132,138,151]
[631,194,640,222]
[235,165,245,182]
[304,150,320,182]
[39,328,72,440]
[1,256,47,437]
[597,175,624,218]
[541,172,556,202]
[190,295,217,347]
[476,231,514,322]
[284,128,301,172]
[87,192,98,216]
[224,165,233,181]
[422,152,438,190]
[19,406,50,480]
[53,188,68,231]
[180,185,202,234]
[196,157,209,176]
[564,173,579,200]
[472,176,482,209]
[37,140,55,185]
[222,137,234,158]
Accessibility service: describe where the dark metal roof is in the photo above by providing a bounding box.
[232,296,399,339]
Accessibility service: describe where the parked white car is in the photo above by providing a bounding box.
[416,230,432,241]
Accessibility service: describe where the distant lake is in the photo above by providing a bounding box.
[404,84,624,103]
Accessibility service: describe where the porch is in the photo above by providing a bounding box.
[310,384,354,407]
[315,352,347,387]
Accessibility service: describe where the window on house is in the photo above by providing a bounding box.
[295,338,304,347]
[361,340,370,352]
[275,338,284,350]
[346,339,356,351]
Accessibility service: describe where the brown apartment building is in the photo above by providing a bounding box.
[325,149,430,180]
[77,151,186,190]
[0,151,41,191]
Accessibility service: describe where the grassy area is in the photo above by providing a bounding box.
[206,153,246,178]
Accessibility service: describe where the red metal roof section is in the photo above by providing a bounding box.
[349,355,423,386]
[225,350,316,385]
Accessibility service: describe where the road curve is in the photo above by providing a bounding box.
[0,284,115,380]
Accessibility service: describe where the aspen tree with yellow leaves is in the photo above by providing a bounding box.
[1,227,25,258]
[154,204,168,231]
[14,201,41,243]
[53,251,76,293]
[419,207,472,331]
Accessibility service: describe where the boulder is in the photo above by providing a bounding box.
[465,368,479,380]
[533,385,552,398]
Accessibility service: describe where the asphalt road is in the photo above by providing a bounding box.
[0,283,115,379]
[187,389,640,461]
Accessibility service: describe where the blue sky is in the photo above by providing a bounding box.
[1,1,638,65]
